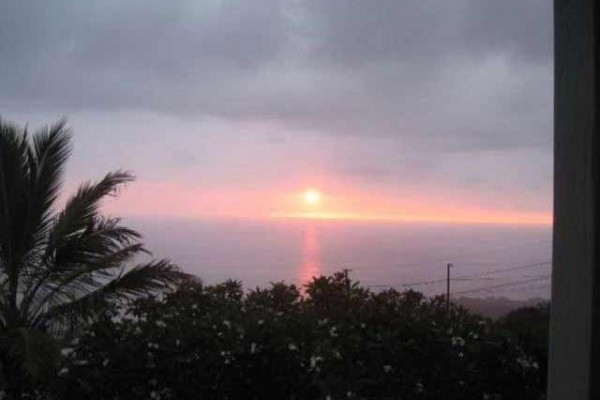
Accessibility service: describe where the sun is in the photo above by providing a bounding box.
[303,189,322,206]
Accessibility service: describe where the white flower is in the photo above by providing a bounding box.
[102,359,109,367]
[415,382,424,392]
[310,356,323,368]
[451,336,465,347]
[155,320,166,328]
[58,368,69,376]
[288,343,298,351]
[220,350,233,364]
[516,356,534,368]
[250,343,257,354]
[60,348,73,357]
[258,319,264,325]
[223,320,231,329]
[346,391,353,398]
[383,365,392,373]
[329,327,338,337]
[175,339,180,347]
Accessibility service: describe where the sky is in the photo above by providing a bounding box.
[0,0,553,225]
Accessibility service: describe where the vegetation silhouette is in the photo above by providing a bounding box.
[53,272,548,400]
[0,119,188,399]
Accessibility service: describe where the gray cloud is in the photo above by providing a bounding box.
[0,0,552,206]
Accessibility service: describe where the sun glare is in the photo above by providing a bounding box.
[303,189,321,206]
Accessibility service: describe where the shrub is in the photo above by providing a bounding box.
[53,272,547,400]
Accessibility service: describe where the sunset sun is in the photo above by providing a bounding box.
[303,189,321,206]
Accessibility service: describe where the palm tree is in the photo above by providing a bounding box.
[0,118,188,398]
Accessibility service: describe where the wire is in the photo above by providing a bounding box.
[394,239,551,270]
[452,261,551,280]
[453,275,551,295]
[482,283,551,295]
[369,260,551,289]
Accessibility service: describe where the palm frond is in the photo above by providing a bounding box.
[27,243,147,318]
[0,119,32,313]
[23,120,72,259]
[22,218,147,319]
[0,120,30,264]
[0,119,72,318]
[102,259,189,297]
[45,171,134,261]
[36,260,189,330]
[50,217,143,273]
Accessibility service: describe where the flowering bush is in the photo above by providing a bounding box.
[51,272,546,400]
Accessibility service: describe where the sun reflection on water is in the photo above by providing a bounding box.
[299,224,321,285]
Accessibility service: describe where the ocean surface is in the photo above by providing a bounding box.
[129,218,552,300]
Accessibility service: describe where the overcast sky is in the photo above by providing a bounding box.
[0,0,553,224]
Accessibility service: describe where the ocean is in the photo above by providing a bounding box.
[128,218,552,300]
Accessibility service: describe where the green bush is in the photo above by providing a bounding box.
[52,272,546,400]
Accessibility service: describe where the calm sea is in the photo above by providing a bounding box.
[128,218,552,300]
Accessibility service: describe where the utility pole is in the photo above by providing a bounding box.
[446,263,453,316]
[342,268,351,289]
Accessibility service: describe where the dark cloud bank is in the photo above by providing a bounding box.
[0,0,552,210]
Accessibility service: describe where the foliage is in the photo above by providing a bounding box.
[54,272,547,400]
[0,119,188,398]
[496,302,549,391]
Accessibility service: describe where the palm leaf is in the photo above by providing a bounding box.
[0,119,32,319]
[45,170,134,262]
[36,260,190,330]
[23,120,72,261]
[21,217,146,319]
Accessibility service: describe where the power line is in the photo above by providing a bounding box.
[394,240,551,270]
[451,261,551,280]
[453,275,551,295]
[481,283,551,295]
[369,260,551,289]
